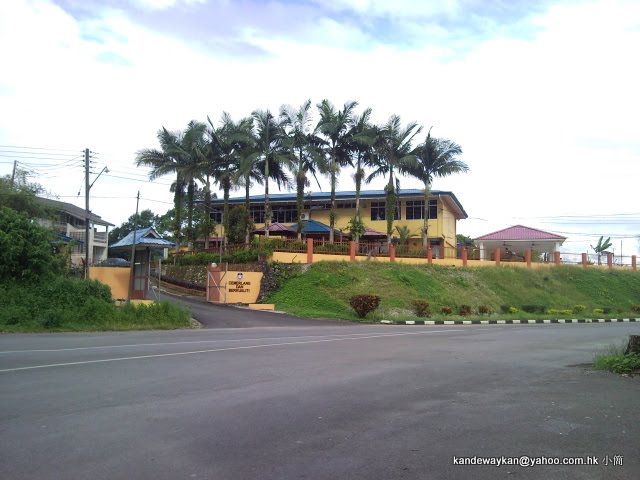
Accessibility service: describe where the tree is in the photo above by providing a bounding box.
[251,109,291,237]
[135,121,207,249]
[0,206,61,282]
[316,99,358,243]
[591,236,613,265]
[347,107,376,243]
[396,225,412,246]
[0,171,53,219]
[206,113,253,245]
[280,100,325,239]
[410,128,468,248]
[456,234,475,247]
[226,205,254,245]
[366,115,422,244]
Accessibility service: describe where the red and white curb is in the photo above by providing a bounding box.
[380,318,638,325]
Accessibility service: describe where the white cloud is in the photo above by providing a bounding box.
[132,0,206,11]
[0,0,638,255]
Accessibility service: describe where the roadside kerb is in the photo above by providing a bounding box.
[381,318,638,325]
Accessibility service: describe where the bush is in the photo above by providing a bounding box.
[411,300,431,317]
[175,248,271,266]
[458,305,472,316]
[546,309,573,316]
[631,305,640,313]
[500,305,510,314]
[572,305,586,314]
[521,304,546,314]
[594,353,640,374]
[508,307,520,314]
[602,307,612,314]
[593,308,604,314]
[440,306,452,315]
[349,294,381,318]
[478,305,492,315]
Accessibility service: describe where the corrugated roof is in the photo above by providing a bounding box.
[205,189,468,219]
[286,220,342,234]
[37,197,114,226]
[361,226,386,238]
[110,227,175,249]
[253,222,296,233]
[475,225,567,241]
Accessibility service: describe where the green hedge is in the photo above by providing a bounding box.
[175,248,271,266]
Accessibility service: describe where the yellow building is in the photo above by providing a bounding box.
[209,189,467,256]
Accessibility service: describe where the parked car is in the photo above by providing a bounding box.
[97,258,130,267]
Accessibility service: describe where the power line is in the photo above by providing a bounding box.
[0,144,81,152]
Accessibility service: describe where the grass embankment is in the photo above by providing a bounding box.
[0,277,191,333]
[264,262,640,322]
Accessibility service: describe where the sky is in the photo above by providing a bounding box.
[1,0,639,258]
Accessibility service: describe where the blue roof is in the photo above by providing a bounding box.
[287,220,342,234]
[109,227,175,250]
[206,189,467,218]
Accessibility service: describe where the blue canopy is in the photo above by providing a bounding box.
[109,227,175,250]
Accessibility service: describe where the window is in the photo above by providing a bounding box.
[249,206,265,224]
[272,204,298,223]
[337,202,356,209]
[370,202,399,221]
[404,200,438,220]
[209,208,223,224]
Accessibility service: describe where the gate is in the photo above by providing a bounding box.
[206,264,227,303]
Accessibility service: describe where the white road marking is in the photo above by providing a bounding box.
[0,331,437,354]
[0,330,463,373]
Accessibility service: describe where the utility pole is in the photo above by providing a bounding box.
[10,160,17,186]
[128,191,140,302]
[84,148,91,279]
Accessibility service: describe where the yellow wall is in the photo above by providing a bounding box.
[223,271,263,304]
[90,267,130,300]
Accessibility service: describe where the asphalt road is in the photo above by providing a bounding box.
[1,323,639,480]
[159,291,351,328]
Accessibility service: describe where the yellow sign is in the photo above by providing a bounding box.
[224,271,263,303]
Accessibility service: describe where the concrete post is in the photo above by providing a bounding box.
[525,249,531,268]
[494,248,501,266]
[427,246,432,264]
[632,255,637,270]
[462,247,468,267]
[582,253,587,268]
[389,244,396,262]
[607,253,613,269]
[554,251,561,265]
[306,238,313,264]
[349,241,356,261]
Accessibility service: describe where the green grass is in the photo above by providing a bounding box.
[0,278,191,332]
[263,262,640,321]
[594,342,640,374]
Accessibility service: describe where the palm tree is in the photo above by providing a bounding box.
[410,128,468,248]
[280,100,325,239]
[251,109,291,237]
[316,99,357,243]
[366,115,422,244]
[347,107,375,243]
[135,121,206,249]
[205,113,253,245]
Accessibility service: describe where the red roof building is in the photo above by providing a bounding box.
[474,225,566,260]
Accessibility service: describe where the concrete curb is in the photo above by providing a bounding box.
[380,318,638,326]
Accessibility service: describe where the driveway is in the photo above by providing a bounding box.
[159,291,352,328]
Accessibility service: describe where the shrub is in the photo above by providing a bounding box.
[631,305,640,313]
[411,300,431,317]
[478,305,492,315]
[521,304,546,314]
[572,305,586,314]
[500,305,510,314]
[602,307,612,314]
[593,308,604,314]
[508,307,520,314]
[440,306,452,315]
[458,305,472,316]
[546,309,573,316]
[594,353,640,374]
[349,294,381,318]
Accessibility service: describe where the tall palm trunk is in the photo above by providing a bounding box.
[204,175,211,249]
[264,157,271,238]
[173,184,183,251]
[296,160,305,240]
[187,180,195,248]
[423,181,431,249]
[222,176,231,246]
[385,169,396,245]
[245,174,251,245]
[354,152,364,243]
[329,145,336,244]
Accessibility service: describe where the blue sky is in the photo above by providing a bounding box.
[0,0,638,256]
